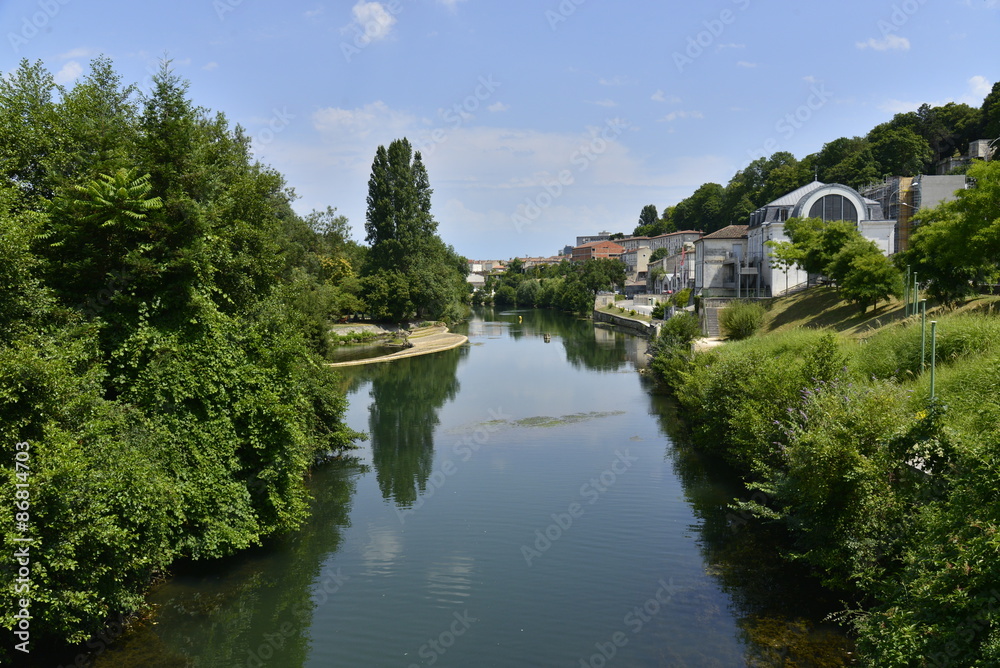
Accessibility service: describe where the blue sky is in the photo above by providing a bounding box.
[2,0,998,260]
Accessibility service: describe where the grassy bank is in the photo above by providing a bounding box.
[652,288,1000,666]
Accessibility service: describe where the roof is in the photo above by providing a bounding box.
[575,240,625,250]
[764,181,880,208]
[651,229,703,238]
[700,225,748,240]
[765,180,825,208]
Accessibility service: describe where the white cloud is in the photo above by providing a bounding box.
[856,34,910,51]
[57,47,93,60]
[590,99,617,108]
[803,75,817,83]
[488,102,509,113]
[658,110,704,122]
[737,61,757,68]
[715,43,745,51]
[312,100,417,141]
[349,1,397,41]
[437,0,467,8]
[969,75,992,98]
[651,90,681,104]
[203,62,219,71]
[304,6,325,18]
[598,75,631,86]
[54,61,83,84]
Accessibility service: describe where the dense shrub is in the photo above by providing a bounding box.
[672,288,691,308]
[719,300,766,340]
[650,313,703,392]
[515,279,541,307]
[494,284,516,307]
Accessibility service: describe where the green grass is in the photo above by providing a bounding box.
[761,286,1000,339]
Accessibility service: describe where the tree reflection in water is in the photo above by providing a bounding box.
[89,456,367,668]
[648,390,856,666]
[355,346,467,506]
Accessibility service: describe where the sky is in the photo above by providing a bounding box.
[2,0,998,260]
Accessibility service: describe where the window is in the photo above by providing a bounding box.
[808,194,858,222]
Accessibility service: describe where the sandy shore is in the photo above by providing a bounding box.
[326,325,468,368]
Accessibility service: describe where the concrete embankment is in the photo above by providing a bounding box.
[592,308,659,338]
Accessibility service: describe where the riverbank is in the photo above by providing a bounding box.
[647,291,1000,665]
[326,325,467,367]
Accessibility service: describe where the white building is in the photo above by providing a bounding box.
[744,181,896,297]
[694,225,749,297]
[621,246,652,275]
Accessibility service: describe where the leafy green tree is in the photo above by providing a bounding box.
[673,182,727,233]
[637,204,657,230]
[724,152,812,221]
[765,239,799,295]
[867,123,933,176]
[982,81,1000,143]
[581,257,626,296]
[516,279,541,307]
[650,247,671,262]
[899,160,1000,303]
[838,251,902,312]
[53,56,139,183]
[811,137,880,188]
[783,217,857,277]
[914,102,983,161]
[494,284,516,307]
[825,236,881,285]
[0,59,62,205]
[45,168,160,305]
[363,138,466,321]
[0,59,364,661]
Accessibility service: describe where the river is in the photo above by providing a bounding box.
[89,308,853,667]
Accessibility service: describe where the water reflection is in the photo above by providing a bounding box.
[89,457,366,668]
[351,346,467,506]
[480,307,648,372]
[648,390,855,666]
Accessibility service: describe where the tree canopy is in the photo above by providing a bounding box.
[0,57,368,659]
[362,138,467,322]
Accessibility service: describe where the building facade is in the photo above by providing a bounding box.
[744,181,896,297]
[571,240,625,263]
[694,225,749,297]
[621,246,652,276]
[575,232,612,247]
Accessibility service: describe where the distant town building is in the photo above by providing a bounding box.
[621,247,653,276]
[617,236,650,252]
[571,240,625,263]
[694,225,749,297]
[647,243,695,294]
[519,256,564,270]
[936,138,997,175]
[648,230,702,255]
[575,231,612,247]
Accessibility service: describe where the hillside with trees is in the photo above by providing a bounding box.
[632,84,999,237]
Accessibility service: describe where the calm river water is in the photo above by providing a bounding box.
[89,309,853,667]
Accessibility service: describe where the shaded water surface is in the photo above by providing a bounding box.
[89,309,853,667]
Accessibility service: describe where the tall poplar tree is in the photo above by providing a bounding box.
[362,138,467,321]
